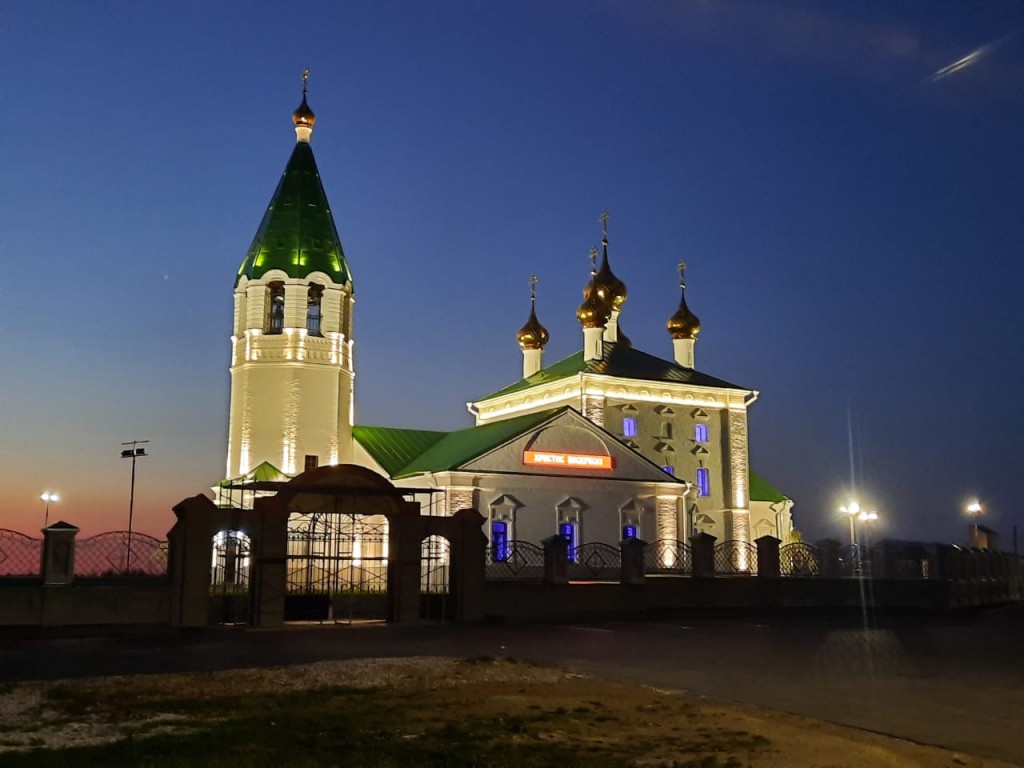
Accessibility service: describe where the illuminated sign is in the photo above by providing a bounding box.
[523,451,614,470]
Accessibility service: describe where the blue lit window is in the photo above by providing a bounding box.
[491,521,509,562]
[623,417,637,438]
[622,524,638,540]
[662,465,674,476]
[696,468,710,497]
[695,424,709,443]
[559,522,578,562]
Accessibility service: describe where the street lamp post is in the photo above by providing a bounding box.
[40,492,59,528]
[839,501,861,546]
[120,440,149,573]
[965,500,983,548]
[839,501,879,576]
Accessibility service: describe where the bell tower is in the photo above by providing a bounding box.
[224,71,355,483]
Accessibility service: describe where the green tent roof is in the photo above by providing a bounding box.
[749,469,789,502]
[236,141,352,286]
[218,460,291,487]
[480,342,748,401]
[352,426,448,477]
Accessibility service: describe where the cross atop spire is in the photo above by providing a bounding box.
[600,210,611,242]
[529,274,538,303]
[302,67,310,97]
[589,246,599,275]
[678,260,687,288]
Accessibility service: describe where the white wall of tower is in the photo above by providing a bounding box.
[226,268,354,480]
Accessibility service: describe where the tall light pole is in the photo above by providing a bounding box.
[120,440,149,573]
[840,501,861,546]
[965,500,982,548]
[40,492,59,528]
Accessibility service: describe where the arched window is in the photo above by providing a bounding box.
[266,282,285,334]
[696,467,711,497]
[306,283,324,336]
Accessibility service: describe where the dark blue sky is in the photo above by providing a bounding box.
[2,1,1022,543]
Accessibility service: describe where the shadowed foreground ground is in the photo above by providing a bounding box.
[2,607,1022,764]
[0,657,1014,766]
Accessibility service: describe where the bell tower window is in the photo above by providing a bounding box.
[266,282,285,334]
[306,283,324,336]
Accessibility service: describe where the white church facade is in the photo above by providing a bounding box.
[216,79,795,563]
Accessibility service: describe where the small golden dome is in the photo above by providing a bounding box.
[293,94,316,128]
[293,68,316,129]
[667,267,701,340]
[591,238,627,311]
[577,282,611,329]
[517,305,549,350]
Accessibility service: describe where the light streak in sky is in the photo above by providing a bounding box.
[926,31,1019,83]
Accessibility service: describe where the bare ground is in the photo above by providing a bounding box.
[0,657,1012,767]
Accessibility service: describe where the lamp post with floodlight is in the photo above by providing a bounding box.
[40,492,59,528]
[965,500,983,548]
[120,440,149,573]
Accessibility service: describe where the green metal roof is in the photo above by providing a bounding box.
[352,426,448,477]
[480,342,748,401]
[393,410,562,479]
[236,141,352,286]
[749,469,789,502]
[218,460,291,487]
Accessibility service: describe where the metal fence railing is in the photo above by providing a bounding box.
[0,530,42,578]
[74,531,169,578]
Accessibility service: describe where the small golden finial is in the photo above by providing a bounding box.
[529,274,538,302]
[589,246,599,275]
[678,260,687,287]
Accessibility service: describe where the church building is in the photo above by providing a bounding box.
[217,78,795,563]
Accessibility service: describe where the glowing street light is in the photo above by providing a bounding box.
[965,500,983,548]
[839,501,861,546]
[839,501,879,547]
[40,492,59,528]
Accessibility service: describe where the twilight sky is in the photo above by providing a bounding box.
[1,1,1022,545]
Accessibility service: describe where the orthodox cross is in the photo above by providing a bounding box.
[678,260,688,288]
[529,274,538,304]
[302,68,310,97]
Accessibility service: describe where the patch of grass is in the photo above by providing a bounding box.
[2,665,775,768]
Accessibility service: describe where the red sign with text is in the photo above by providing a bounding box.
[523,451,614,470]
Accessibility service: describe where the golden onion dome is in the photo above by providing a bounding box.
[293,94,316,128]
[667,267,701,340]
[517,304,549,350]
[293,69,316,129]
[577,279,611,329]
[591,238,627,311]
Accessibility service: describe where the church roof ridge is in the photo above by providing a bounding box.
[477,341,750,402]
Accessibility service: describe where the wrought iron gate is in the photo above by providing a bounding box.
[285,511,389,623]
